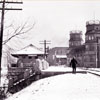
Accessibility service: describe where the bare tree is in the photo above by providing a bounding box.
[3,20,35,45]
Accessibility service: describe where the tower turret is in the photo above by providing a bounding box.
[69,30,83,48]
[85,20,100,68]
[85,20,100,43]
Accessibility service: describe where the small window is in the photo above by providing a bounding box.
[91,36,94,40]
[89,36,91,40]
[29,56,32,59]
[22,56,26,59]
[61,50,62,54]
[95,27,99,30]
[11,64,17,67]
[96,27,98,30]
[86,45,89,49]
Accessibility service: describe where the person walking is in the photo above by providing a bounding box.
[70,57,78,73]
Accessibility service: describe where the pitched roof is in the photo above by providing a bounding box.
[12,44,44,57]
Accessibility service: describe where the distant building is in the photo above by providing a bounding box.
[68,30,85,67]
[69,30,83,48]
[84,20,100,68]
[68,20,100,68]
[47,47,68,66]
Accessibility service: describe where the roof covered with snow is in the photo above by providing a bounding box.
[12,44,44,57]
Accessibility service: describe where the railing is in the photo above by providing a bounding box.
[70,30,82,34]
[86,20,100,25]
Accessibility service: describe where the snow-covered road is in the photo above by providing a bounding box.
[6,72,100,100]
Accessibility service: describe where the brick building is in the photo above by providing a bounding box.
[47,47,68,66]
[68,20,100,68]
[84,20,100,68]
[67,30,85,67]
[69,30,83,48]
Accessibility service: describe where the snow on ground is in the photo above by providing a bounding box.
[88,68,100,71]
[6,72,100,100]
[42,66,82,72]
[42,66,72,72]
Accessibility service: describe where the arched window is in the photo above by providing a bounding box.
[89,36,91,40]
[71,43,73,46]
[88,35,94,40]
[85,45,89,50]
[91,36,94,40]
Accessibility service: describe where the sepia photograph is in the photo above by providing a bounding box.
[0,0,100,100]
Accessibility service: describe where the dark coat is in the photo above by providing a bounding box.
[70,58,77,68]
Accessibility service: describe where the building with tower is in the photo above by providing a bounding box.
[84,20,100,68]
[69,30,83,48]
[68,20,100,68]
[68,30,85,67]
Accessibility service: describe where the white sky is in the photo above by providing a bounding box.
[3,0,100,50]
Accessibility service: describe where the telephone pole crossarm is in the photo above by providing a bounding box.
[0,1,23,4]
[40,43,51,44]
[0,8,22,10]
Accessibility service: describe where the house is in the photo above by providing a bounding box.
[8,44,46,85]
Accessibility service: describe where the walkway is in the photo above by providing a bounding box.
[41,66,87,76]
[6,72,100,100]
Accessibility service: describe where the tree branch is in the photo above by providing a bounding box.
[3,21,35,45]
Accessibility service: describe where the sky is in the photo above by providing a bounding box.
[3,0,100,50]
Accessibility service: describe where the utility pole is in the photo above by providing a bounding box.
[0,0,22,88]
[40,40,51,58]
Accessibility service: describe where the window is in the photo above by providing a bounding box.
[89,45,95,51]
[11,64,17,67]
[77,42,81,46]
[98,38,100,43]
[87,35,94,40]
[60,50,62,54]
[89,55,95,62]
[22,56,26,59]
[96,27,98,30]
[56,50,58,54]
[71,43,73,46]
[29,56,32,59]
[95,26,99,30]
[85,45,89,50]
[86,45,95,51]
[89,36,91,40]
[91,36,94,40]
